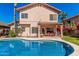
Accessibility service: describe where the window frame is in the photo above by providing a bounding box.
[50,14,54,20]
[32,27,38,34]
[21,13,28,19]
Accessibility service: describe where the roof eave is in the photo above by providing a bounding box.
[16,3,61,13]
[64,14,79,21]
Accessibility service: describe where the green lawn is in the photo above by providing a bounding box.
[63,36,79,45]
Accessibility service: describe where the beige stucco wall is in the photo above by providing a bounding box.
[19,6,59,37]
[10,25,14,30]
[20,6,58,24]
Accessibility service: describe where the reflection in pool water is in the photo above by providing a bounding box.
[0,39,74,56]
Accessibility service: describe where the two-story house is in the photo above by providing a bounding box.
[13,3,63,38]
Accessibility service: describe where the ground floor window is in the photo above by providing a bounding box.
[21,26,25,31]
[32,27,38,33]
[46,28,54,33]
[41,28,45,34]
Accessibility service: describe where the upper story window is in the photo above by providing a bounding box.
[50,14,54,20]
[21,13,28,18]
[50,14,57,20]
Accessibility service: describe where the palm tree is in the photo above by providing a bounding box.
[14,3,17,35]
[59,12,67,24]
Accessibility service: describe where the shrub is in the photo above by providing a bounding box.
[16,28,22,34]
[8,30,16,37]
[16,28,22,36]
[63,30,68,35]
[77,24,79,30]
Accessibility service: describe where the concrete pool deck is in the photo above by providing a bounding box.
[0,37,79,56]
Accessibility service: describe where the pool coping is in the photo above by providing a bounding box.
[0,37,79,56]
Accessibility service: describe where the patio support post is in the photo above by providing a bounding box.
[55,25,57,36]
[38,24,41,38]
[60,25,63,38]
[44,27,47,35]
[30,26,32,37]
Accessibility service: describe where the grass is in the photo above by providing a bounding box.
[63,36,79,45]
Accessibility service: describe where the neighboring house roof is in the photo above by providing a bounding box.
[7,21,19,26]
[16,3,61,13]
[0,21,9,28]
[64,14,79,21]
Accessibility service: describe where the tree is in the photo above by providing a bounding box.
[16,27,23,36]
[59,12,68,24]
[14,3,17,35]
[8,30,16,37]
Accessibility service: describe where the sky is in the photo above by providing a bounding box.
[0,3,79,24]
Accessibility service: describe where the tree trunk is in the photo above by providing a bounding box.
[14,3,17,36]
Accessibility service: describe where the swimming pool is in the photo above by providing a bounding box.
[0,39,74,56]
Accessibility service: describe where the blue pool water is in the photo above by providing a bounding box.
[0,39,74,56]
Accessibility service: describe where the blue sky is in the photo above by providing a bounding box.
[0,3,79,24]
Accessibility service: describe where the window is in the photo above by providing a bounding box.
[50,14,53,20]
[22,26,25,31]
[21,13,28,18]
[32,27,38,33]
[47,28,54,33]
[67,21,71,24]
[41,28,45,34]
